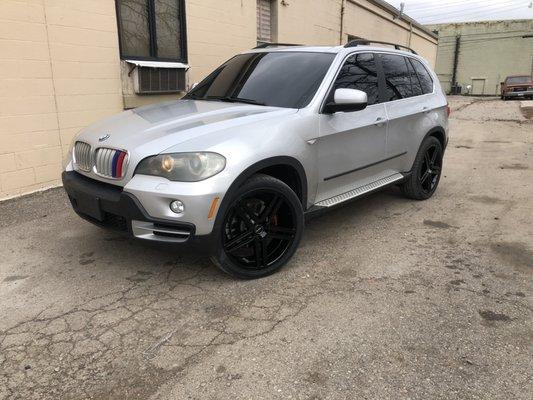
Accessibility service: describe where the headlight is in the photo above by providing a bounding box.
[135,152,226,182]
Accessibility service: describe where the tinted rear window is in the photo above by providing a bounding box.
[380,54,412,100]
[410,58,433,94]
[407,58,423,96]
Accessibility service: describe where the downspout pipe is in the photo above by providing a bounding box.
[339,0,345,45]
[451,35,461,93]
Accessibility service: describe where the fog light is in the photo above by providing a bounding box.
[170,200,185,214]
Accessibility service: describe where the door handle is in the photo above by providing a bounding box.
[422,106,430,113]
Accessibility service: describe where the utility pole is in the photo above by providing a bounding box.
[451,35,461,94]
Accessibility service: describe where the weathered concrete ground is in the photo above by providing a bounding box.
[0,97,531,400]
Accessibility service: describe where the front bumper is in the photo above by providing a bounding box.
[62,171,217,250]
[504,90,533,98]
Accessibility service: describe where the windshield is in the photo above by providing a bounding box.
[507,76,532,84]
[184,52,335,108]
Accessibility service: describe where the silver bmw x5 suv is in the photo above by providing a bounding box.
[63,40,449,278]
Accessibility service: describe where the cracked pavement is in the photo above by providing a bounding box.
[0,97,532,399]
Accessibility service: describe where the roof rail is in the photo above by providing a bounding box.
[344,39,417,54]
[254,42,302,49]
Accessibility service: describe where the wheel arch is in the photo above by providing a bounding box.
[425,126,447,150]
[228,156,307,206]
[212,156,308,233]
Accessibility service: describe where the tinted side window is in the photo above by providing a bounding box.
[380,54,412,100]
[410,59,434,94]
[331,53,379,105]
[407,58,423,96]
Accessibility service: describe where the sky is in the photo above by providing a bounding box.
[385,0,533,24]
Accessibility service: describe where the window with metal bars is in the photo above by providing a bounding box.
[116,0,187,62]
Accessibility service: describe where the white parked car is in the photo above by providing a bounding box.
[63,40,449,278]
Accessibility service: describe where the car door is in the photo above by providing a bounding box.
[379,53,434,173]
[316,52,388,203]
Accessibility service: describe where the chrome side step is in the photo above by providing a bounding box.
[315,173,404,208]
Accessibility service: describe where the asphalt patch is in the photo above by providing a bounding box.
[491,242,533,273]
[499,164,528,170]
[424,220,453,229]
[479,310,511,322]
[470,195,504,204]
[3,275,29,282]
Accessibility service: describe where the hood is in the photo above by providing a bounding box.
[78,99,295,151]
[73,99,297,184]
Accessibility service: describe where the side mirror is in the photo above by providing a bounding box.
[324,88,368,113]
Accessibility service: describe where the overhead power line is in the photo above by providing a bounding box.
[413,0,518,19]
[421,4,529,23]
[404,0,512,12]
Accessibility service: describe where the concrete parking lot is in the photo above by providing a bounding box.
[0,97,531,400]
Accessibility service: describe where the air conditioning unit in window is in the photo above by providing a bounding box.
[126,60,189,94]
[133,66,186,94]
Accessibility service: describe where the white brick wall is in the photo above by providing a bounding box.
[0,0,123,199]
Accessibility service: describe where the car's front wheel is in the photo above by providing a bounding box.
[211,174,304,279]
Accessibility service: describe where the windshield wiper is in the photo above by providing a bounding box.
[205,96,266,106]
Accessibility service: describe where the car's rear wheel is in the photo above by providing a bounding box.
[211,174,304,279]
[400,136,443,200]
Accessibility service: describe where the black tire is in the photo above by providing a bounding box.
[211,174,304,279]
[400,136,443,200]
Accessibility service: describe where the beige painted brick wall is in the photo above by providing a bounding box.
[344,0,437,66]
[182,0,437,87]
[1,0,437,200]
[272,0,437,66]
[122,0,258,108]
[186,0,257,84]
[0,0,123,199]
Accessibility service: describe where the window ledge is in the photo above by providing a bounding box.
[124,59,189,69]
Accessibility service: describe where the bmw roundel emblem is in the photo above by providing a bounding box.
[98,133,110,142]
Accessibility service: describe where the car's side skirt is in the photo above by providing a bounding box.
[312,172,404,209]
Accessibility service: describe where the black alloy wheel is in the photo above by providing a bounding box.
[400,136,443,200]
[419,143,442,195]
[212,174,304,279]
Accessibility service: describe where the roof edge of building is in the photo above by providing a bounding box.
[426,18,533,28]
